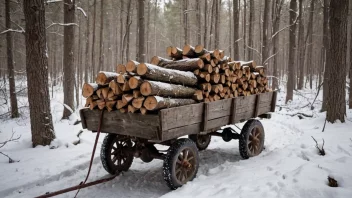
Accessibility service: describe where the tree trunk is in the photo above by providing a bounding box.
[286,0,297,103]
[91,0,97,78]
[5,0,19,118]
[321,0,330,111]
[262,0,270,66]
[123,0,133,63]
[196,0,201,45]
[214,0,221,49]
[143,96,196,111]
[228,1,232,57]
[233,0,240,60]
[84,1,90,83]
[243,0,247,60]
[119,1,124,62]
[271,0,283,90]
[297,0,305,90]
[99,0,104,71]
[138,0,146,62]
[307,0,315,90]
[23,0,55,146]
[146,0,151,59]
[182,0,189,45]
[203,0,208,48]
[350,10,352,109]
[62,0,76,119]
[247,0,254,59]
[326,0,348,123]
[209,0,215,49]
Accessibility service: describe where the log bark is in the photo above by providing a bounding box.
[140,81,197,97]
[96,71,119,85]
[136,63,198,86]
[143,96,196,111]
[156,58,204,71]
[183,44,197,57]
[167,46,183,59]
[150,56,173,66]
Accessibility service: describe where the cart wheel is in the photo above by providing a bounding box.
[189,134,211,151]
[101,134,134,174]
[239,119,265,159]
[163,138,199,190]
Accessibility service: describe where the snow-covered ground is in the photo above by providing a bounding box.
[0,84,352,198]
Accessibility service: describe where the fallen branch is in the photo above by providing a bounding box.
[0,152,19,163]
[310,82,323,110]
[311,136,325,156]
[0,131,21,163]
[288,112,313,119]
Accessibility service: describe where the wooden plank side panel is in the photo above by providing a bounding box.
[82,109,160,140]
[259,91,273,103]
[271,90,278,112]
[235,94,257,109]
[79,108,88,129]
[207,98,233,120]
[160,103,204,131]
[162,123,202,141]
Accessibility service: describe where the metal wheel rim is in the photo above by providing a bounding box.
[109,137,132,168]
[247,126,263,155]
[197,135,210,145]
[175,148,196,184]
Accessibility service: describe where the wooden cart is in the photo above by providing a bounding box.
[80,90,277,189]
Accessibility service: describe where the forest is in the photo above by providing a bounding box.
[0,0,352,197]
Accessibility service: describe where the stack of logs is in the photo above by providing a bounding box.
[82,44,270,114]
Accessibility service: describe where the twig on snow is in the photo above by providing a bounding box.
[0,131,21,163]
[311,136,325,156]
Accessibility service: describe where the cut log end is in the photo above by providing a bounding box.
[140,81,152,96]
[136,63,148,76]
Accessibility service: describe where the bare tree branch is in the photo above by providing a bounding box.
[46,23,78,29]
[0,29,25,35]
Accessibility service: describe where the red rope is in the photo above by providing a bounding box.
[35,109,120,198]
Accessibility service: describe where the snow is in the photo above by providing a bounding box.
[1,83,352,198]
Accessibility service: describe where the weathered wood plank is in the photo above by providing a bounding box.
[206,116,230,131]
[82,109,160,140]
[235,94,257,108]
[162,122,202,141]
[259,91,273,103]
[160,103,204,131]
[230,97,238,124]
[207,98,232,120]
[203,103,210,131]
[271,90,278,112]
[257,105,272,115]
[254,94,261,117]
[79,108,88,129]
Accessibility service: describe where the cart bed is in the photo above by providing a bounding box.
[80,91,277,142]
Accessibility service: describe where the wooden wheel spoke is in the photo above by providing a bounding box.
[187,156,194,162]
[176,159,182,164]
[183,150,189,161]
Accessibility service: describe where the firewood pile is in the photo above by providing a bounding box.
[82,44,270,114]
